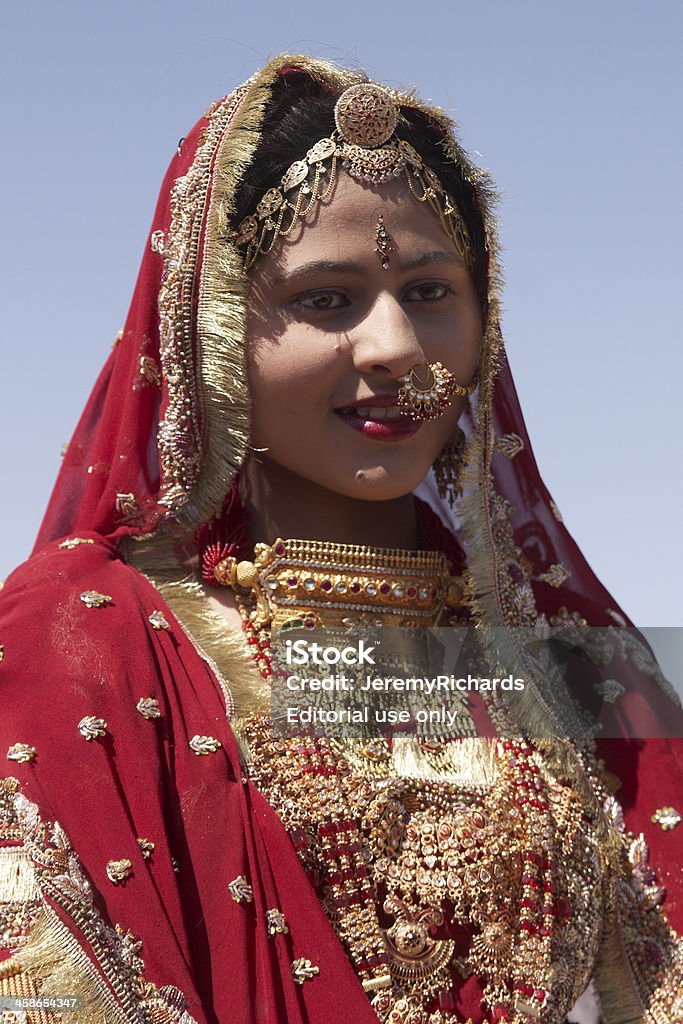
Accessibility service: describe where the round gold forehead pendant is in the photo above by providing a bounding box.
[334,83,398,149]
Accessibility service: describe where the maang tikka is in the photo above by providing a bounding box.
[232,82,473,270]
[375,215,394,269]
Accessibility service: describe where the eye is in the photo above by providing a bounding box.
[403,281,453,303]
[291,289,350,311]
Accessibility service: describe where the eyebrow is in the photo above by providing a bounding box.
[271,249,465,286]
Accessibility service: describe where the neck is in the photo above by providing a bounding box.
[244,458,419,549]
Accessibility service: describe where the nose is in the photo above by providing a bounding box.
[348,293,424,378]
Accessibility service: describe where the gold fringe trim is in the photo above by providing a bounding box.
[390,735,497,788]
[193,56,367,523]
[124,534,269,718]
[0,846,36,903]
[593,913,647,1024]
[14,907,130,1024]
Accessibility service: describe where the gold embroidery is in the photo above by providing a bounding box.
[149,610,170,631]
[6,744,36,765]
[138,355,162,388]
[538,563,570,588]
[136,697,161,720]
[292,958,319,984]
[58,537,94,550]
[77,716,108,741]
[188,735,221,755]
[136,838,155,860]
[266,908,288,934]
[228,875,253,903]
[1,778,198,1023]
[115,492,142,524]
[651,807,681,831]
[150,230,165,255]
[106,859,133,886]
[494,433,524,458]
[594,679,625,704]
[79,591,112,609]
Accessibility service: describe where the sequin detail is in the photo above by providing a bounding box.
[189,735,221,755]
[228,875,254,903]
[7,743,36,764]
[136,697,161,720]
[78,716,108,741]
[59,537,95,550]
[137,838,155,860]
[292,958,319,984]
[651,807,681,831]
[266,908,289,935]
[149,610,170,631]
[80,591,113,609]
[106,859,133,885]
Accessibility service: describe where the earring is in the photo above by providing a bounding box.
[433,427,467,503]
[397,362,475,420]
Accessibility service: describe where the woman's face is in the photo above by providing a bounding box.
[246,174,483,502]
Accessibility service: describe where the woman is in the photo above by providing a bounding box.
[0,54,681,1024]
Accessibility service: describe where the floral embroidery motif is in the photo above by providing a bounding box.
[189,735,221,755]
[138,355,162,388]
[538,563,570,588]
[136,696,161,720]
[78,716,108,741]
[494,433,524,458]
[266,908,289,934]
[292,958,320,984]
[137,837,156,859]
[59,537,95,550]
[627,834,666,908]
[150,229,166,254]
[651,807,681,831]
[115,492,143,524]
[149,610,170,631]
[594,679,625,704]
[6,743,36,764]
[228,875,254,904]
[80,591,113,609]
[106,859,134,885]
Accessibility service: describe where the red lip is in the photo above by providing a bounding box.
[334,402,423,442]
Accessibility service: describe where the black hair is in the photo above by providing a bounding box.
[231,71,488,301]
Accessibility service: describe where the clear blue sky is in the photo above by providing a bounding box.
[1,0,681,632]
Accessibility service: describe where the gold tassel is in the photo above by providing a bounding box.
[14,909,127,1024]
[0,847,36,903]
[593,914,647,1024]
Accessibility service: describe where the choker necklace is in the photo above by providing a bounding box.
[207,537,464,679]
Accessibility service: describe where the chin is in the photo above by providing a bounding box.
[340,466,430,502]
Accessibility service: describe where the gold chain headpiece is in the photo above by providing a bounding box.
[232,82,473,270]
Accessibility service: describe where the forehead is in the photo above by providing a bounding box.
[251,173,465,276]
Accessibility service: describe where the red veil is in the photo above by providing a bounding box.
[1,54,681,1024]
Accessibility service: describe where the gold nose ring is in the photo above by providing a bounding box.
[397,361,476,420]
